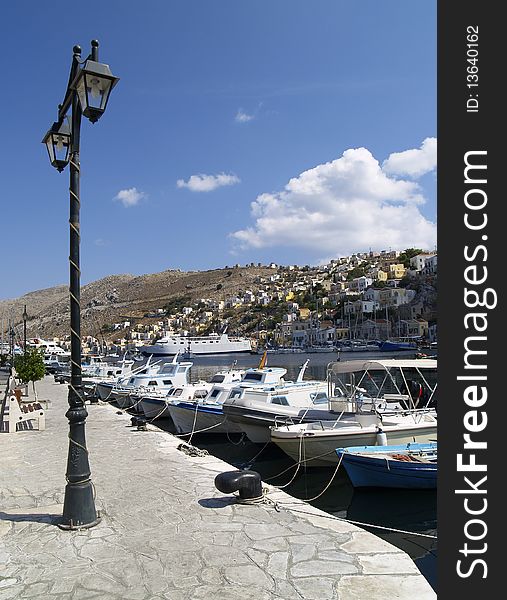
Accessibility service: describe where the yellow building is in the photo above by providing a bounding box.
[299,308,311,320]
[388,264,406,279]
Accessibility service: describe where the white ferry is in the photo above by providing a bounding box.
[140,331,252,357]
[28,338,70,357]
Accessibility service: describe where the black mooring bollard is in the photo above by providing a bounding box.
[214,470,263,500]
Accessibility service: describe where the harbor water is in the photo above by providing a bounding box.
[153,350,437,591]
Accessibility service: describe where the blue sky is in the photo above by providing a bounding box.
[1,0,436,300]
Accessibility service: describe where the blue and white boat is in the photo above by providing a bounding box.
[378,340,418,352]
[167,366,288,434]
[336,442,437,489]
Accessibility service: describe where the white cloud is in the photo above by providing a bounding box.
[382,137,437,178]
[235,109,254,123]
[231,144,436,256]
[113,187,146,207]
[176,173,240,192]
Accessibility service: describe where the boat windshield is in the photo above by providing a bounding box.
[243,373,263,382]
[310,391,329,404]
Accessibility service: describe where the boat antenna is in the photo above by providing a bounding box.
[296,359,309,382]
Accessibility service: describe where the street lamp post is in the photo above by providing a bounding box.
[42,40,119,530]
[22,305,27,355]
[9,326,15,365]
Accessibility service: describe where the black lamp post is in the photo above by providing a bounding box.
[9,326,15,365]
[22,305,27,355]
[42,40,119,530]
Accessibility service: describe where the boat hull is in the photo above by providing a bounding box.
[379,341,417,352]
[168,402,243,434]
[224,405,346,444]
[271,421,437,467]
[140,397,172,420]
[339,450,437,489]
[141,335,252,356]
[141,348,252,356]
[96,381,115,401]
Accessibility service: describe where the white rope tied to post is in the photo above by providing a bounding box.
[271,501,437,539]
[176,442,209,458]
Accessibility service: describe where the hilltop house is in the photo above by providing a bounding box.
[388,264,406,280]
[343,300,379,316]
[363,287,416,307]
[422,254,438,275]
[410,253,436,271]
[359,319,392,340]
[395,319,429,338]
[349,276,373,293]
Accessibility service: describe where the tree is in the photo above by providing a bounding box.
[398,248,423,268]
[13,348,46,401]
[346,266,367,280]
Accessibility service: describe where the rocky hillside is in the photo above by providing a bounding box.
[1,266,275,340]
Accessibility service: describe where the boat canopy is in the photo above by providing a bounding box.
[328,359,437,374]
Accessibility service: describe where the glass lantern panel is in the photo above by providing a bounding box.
[45,137,56,164]
[84,73,112,111]
[76,76,88,113]
[52,133,70,163]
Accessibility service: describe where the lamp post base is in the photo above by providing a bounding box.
[59,480,101,530]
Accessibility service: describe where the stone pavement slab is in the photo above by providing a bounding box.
[0,376,436,599]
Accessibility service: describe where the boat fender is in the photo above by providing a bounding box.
[214,470,263,501]
[376,427,387,446]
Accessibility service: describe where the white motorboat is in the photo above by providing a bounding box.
[271,412,437,466]
[28,337,70,357]
[80,357,136,396]
[304,346,337,353]
[96,355,192,408]
[221,361,332,443]
[139,367,245,421]
[270,358,438,466]
[166,366,288,435]
[338,340,380,352]
[140,382,213,420]
[140,329,251,356]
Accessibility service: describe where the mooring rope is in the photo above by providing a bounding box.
[298,449,345,502]
[270,502,438,539]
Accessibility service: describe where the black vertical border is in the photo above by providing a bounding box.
[438,2,502,598]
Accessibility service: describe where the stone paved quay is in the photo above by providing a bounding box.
[0,375,436,599]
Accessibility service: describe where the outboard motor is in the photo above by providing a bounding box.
[214,470,263,501]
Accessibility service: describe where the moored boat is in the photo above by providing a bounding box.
[378,340,418,352]
[167,366,287,435]
[336,442,437,489]
[222,360,331,443]
[270,357,438,466]
[140,329,251,356]
[271,412,438,467]
[140,382,212,420]
[97,356,192,408]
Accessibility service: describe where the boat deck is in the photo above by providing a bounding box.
[0,375,435,599]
